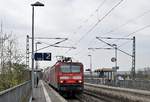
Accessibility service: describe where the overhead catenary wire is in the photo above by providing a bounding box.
[94,24,150,54]
[60,0,107,54]
[100,10,150,36]
[29,37,68,40]
[109,24,150,48]
[76,0,124,44]
[87,9,150,47]
[74,23,150,59]
[28,38,68,54]
[115,24,150,48]
[65,0,124,55]
[35,39,67,52]
[125,24,150,37]
[38,41,76,49]
[67,0,107,38]
[96,37,132,57]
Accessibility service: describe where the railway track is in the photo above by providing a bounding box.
[67,99,81,102]
[66,90,109,102]
[75,90,109,102]
[65,95,81,102]
[45,82,150,102]
[84,83,150,102]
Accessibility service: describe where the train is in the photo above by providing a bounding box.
[43,57,84,94]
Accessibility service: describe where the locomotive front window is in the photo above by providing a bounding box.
[60,65,81,73]
[61,65,71,73]
[71,65,80,73]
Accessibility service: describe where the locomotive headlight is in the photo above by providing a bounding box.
[60,80,64,83]
[78,80,82,83]
[73,76,82,79]
[60,76,70,79]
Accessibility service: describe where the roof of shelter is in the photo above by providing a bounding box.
[94,68,112,72]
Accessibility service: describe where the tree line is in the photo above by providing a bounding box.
[0,33,30,92]
[136,67,150,80]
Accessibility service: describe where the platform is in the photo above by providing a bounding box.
[31,80,67,102]
[32,80,50,102]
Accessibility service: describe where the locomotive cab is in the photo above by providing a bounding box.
[44,57,84,95]
[58,62,84,93]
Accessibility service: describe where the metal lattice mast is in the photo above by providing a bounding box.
[132,36,136,79]
[26,35,29,69]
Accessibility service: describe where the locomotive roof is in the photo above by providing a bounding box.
[44,61,83,71]
[56,61,83,65]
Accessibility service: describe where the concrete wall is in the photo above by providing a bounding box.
[0,81,31,102]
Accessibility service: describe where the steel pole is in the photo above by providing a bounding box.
[89,55,92,79]
[26,35,29,69]
[115,45,117,85]
[31,6,34,100]
[115,45,117,69]
[132,36,136,80]
[90,55,92,78]
[35,43,38,69]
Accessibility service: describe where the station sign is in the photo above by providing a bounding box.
[43,53,51,61]
[34,53,51,61]
[111,57,117,62]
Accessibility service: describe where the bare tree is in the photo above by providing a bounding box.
[0,33,29,91]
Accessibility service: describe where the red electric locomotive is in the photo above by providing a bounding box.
[44,57,84,94]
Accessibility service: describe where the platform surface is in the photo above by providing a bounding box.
[32,80,49,102]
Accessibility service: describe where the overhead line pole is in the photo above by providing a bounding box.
[132,37,136,80]
[26,35,29,69]
[96,36,136,80]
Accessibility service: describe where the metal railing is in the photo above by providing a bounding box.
[0,80,31,102]
[85,78,150,91]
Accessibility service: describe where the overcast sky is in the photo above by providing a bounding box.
[0,0,150,71]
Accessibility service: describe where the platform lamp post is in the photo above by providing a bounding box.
[35,42,42,69]
[111,44,118,85]
[112,44,117,69]
[31,1,44,100]
[88,54,93,80]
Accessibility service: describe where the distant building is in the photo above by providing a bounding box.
[95,68,113,79]
[117,71,131,80]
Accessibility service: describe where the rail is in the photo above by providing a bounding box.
[0,80,31,102]
[84,83,150,102]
